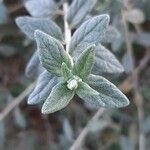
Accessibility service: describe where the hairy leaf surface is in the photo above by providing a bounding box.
[24,0,58,17]
[16,16,63,41]
[35,30,72,76]
[73,45,95,79]
[42,83,74,114]
[25,51,43,78]
[86,74,129,108]
[69,14,110,58]
[28,70,59,104]
[92,44,124,74]
[67,0,97,28]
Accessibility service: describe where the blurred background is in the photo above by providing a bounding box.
[0,0,150,150]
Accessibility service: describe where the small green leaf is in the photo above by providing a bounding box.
[87,74,130,108]
[73,45,95,79]
[41,83,75,114]
[28,70,59,104]
[15,16,64,41]
[61,62,73,81]
[67,0,97,28]
[35,30,72,76]
[69,14,110,58]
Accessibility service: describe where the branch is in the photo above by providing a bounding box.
[63,2,71,52]
[0,82,36,121]
[70,108,105,150]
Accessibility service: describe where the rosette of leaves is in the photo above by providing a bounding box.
[28,23,129,113]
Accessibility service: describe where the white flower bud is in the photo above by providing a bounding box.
[67,79,78,90]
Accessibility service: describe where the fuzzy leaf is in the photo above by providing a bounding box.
[61,63,73,82]
[16,16,63,41]
[28,70,59,104]
[35,30,72,76]
[92,44,124,74]
[69,14,110,58]
[73,45,95,79]
[25,51,44,78]
[67,0,97,28]
[24,0,58,17]
[41,82,74,114]
[76,81,105,106]
[86,74,129,108]
[102,26,120,43]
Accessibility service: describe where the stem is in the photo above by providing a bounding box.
[70,108,105,150]
[63,2,71,53]
[0,82,36,121]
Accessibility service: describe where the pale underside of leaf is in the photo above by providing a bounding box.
[41,82,75,114]
[24,0,58,17]
[69,14,110,58]
[86,74,129,108]
[28,70,59,104]
[35,30,72,76]
[15,16,64,41]
[67,0,97,28]
[92,44,124,74]
[25,51,44,78]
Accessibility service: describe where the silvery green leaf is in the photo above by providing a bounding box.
[35,30,72,76]
[0,3,8,25]
[61,63,73,82]
[69,14,110,58]
[28,70,59,104]
[24,0,58,17]
[73,45,95,79]
[15,16,64,41]
[13,107,27,129]
[25,51,44,78]
[102,26,120,43]
[92,44,124,74]
[41,82,75,114]
[76,81,105,107]
[67,0,97,28]
[87,74,129,108]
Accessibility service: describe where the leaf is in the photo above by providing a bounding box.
[92,44,124,75]
[61,63,73,82]
[16,16,64,41]
[122,52,134,73]
[102,26,120,43]
[41,82,74,114]
[86,74,129,108]
[35,30,72,76]
[69,14,110,58]
[25,51,44,78]
[28,70,59,104]
[24,0,58,17]
[124,9,145,24]
[67,0,97,28]
[76,81,105,106]
[73,45,95,79]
